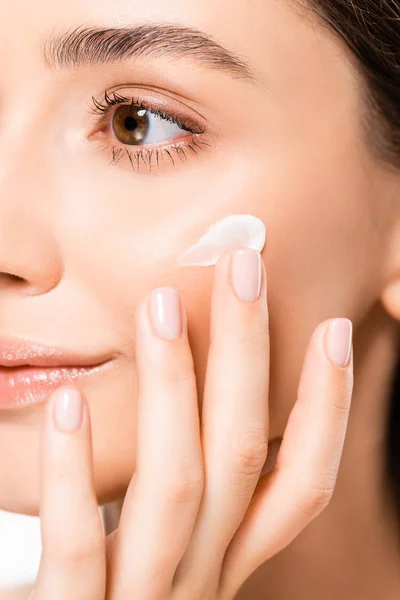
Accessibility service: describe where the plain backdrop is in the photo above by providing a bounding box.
[0,504,112,590]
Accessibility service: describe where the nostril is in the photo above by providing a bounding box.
[0,273,26,284]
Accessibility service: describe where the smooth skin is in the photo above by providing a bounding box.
[1,0,400,598]
[29,248,352,599]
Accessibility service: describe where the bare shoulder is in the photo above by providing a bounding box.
[0,584,34,599]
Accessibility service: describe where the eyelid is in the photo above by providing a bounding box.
[88,87,207,137]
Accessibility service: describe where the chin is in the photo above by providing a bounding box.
[0,361,138,515]
[0,457,133,517]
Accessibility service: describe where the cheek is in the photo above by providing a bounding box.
[58,143,380,490]
[59,151,268,313]
[246,150,382,435]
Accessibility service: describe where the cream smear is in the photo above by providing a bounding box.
[177,214,266,267]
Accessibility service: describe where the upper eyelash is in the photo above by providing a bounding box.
[90,89,206,135]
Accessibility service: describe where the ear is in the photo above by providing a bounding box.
[381,279,400,322]
[381,221,400,322]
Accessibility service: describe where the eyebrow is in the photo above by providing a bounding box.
[42,23,255,82]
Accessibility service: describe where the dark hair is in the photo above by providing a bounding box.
[294,0,400,529]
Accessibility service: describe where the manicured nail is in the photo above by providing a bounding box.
[325,319,353,368]
[231,248,262,303]
[150,287,183,340]
[52,387,83,431]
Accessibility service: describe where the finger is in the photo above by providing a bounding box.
[175,248,270,586]
[32,386,106,600]
[108,288,203,600]
[219,318,353,598]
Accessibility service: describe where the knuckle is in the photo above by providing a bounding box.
[296,483,335,519]
[46,524,104,565]
[163,465,204,504]
[236,324,270,349]
[148,339,196,388]
[162,356,197,388]
[233,426,269,478]
[331,398,351,420]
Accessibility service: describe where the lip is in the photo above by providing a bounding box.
[0,335,115,409]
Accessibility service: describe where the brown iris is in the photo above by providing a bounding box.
[112,104,149,145]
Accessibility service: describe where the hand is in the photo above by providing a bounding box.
[29,247,353,600]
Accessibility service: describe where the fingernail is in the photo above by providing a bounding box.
[52,387,83,431]
[325,319,353,368]
[150,287,183,340]
[231,248,262,303]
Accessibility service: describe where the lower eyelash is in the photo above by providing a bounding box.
[96,136,210,173]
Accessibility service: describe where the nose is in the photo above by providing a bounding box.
[0,149,63,297]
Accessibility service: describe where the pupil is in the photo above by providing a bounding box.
[125,116,137,132]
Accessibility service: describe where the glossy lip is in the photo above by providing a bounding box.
[0,335,116,409]
[0,335,113,367]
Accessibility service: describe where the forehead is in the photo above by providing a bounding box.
[1,0,324,80]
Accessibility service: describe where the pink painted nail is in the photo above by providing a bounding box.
[231,248,262,303]
[52,387,83,431]
[150,287,183,340]
[325,319,352,368]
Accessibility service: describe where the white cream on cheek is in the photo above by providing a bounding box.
[177,214,266,267]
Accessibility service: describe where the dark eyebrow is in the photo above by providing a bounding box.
[42,23,255,82]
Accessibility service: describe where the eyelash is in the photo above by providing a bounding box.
[89,90,210,173]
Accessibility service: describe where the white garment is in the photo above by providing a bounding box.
[0,501,123,590]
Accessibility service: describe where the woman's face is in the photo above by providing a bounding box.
[0,0,397,514]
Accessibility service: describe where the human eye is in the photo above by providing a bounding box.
[87,89,211,174]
